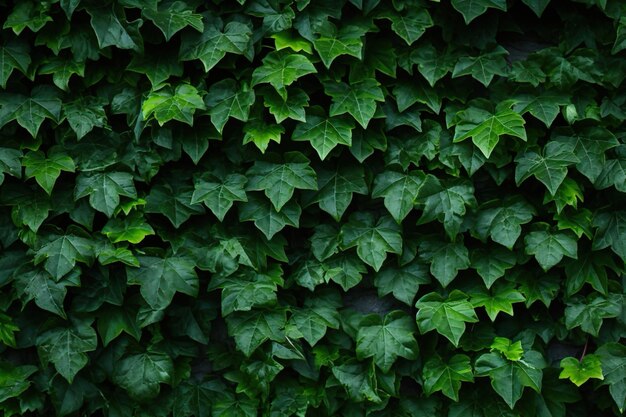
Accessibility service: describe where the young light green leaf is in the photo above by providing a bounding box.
[0,86,61,137]
[0,362,37,403]
[341,212,403,271]
[356,311,419,373]
[102,213,155,244]
[559,355,604,387]
[415,290,479,346]
[490,337,524,361]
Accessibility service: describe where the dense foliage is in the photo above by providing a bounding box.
[0,0,625,415]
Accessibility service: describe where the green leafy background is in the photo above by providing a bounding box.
[0,0,625,416]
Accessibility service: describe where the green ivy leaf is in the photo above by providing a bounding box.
[451,0,507,24]
[0,362,37,403]
[470,246,517,288]
[225,309,286,357]
[252,50,317,100]
[102,213,155,244]
[416,179,476,239]
[146,182,205,227]
[292,112,354,160]
[564,293,622,336]
[452,46,509,86]
[142,84,206,126]
[559,355,604,387]
[38,57,85,91]
[34,232,94,281]
[14,267,76,318]
[192,172,248,221]
[36,319,98,383]
[179,18,251,72]
[0,86,61,137]
[473,197,536,249]
[113,348,174,400]
[246,152,317,211]
[242,119,284,153]
[469,281,526,321]
[524,228,578,271]
[374,262,430,306]
[418,236,470,288]
[515,142,579,196]
[324,78,385,128]
[238,194,301,240]
[74,171,137,217]
[386,8,433,45]
[454,108,526,158]
[415,290,479,346]
[308,163,367,221]
[422,354,473,401]
[597,343,626,413]
[142,1,204,41]
[23,150,75,195]
[126,255,199,310]
[356,311,418,372]
[205,79,255,133]
[63,97,107,140]
[341,212,403,271]
[332,361,381,403]
[287,292,340,346]
[0,39,31,88]
[372,170,439,223]
[313,21,367,68]
[475,350,545,409]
